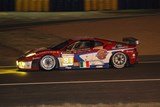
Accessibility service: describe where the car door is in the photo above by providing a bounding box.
[91,40,112,68]
[73,40,95,68]
[61,39,111,68]
[61,40,94,68]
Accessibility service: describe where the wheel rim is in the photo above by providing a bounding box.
[40,55,56,70]
[112,52,127,68]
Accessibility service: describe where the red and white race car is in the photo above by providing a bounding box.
[16,37,139,71]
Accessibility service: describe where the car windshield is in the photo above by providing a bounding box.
[48,40,71,50]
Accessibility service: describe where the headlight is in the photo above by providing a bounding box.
[26,53,36,57]
[16,61,19,66]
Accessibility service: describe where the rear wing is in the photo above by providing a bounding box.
[122,37,139,45]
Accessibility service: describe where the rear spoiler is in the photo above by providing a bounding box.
[122,37,139,45]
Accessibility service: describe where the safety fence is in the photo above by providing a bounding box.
[0,0,159,12]
[15,0,49,12]
[118,0,160,9]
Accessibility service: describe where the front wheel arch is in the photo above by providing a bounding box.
[39,55,59,71]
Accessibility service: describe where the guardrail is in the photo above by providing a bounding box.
[0,0,159,12]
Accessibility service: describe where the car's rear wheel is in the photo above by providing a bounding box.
[40,55,56,71]
[111,52,127,69]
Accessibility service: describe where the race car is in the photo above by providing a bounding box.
[16,37,139,71]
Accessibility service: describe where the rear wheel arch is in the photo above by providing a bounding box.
[109,51,129,68]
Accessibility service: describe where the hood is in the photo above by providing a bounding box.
[25,47,50,55]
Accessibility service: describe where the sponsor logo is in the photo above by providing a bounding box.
[96,65,103,68]
[96,49,108,60]
[65,67,72,69]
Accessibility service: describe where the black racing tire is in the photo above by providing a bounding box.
[40,55,57,71]
[111,52,128,69]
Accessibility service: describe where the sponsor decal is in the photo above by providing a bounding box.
[96,65,103,68]
[80,61,90,68]
[96,49,108,60]
[112,44,127,50]
[90,60,104,66]
[65,67,72,69]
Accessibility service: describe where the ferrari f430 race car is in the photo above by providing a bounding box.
[16,37,139,71]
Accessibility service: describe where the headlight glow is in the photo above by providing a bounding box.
[16,61,19,66]
[26,53,36,57]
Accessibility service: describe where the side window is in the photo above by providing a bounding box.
[66,42,75,51]
[94,41,103,47]
[73,40,94,50]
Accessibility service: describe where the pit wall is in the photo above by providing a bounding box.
[0,0,159,12]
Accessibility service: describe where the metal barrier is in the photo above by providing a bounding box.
[84,0,118,11]
[0,0,159,12]
[15,0,49,12]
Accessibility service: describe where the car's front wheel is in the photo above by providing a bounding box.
[40,55,56,71]
[111,52,127,69]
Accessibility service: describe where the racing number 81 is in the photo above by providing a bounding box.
[62,57,74,66]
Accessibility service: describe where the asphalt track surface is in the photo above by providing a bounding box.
[0,13,159,31]
[0,62,160,107]
[0,14,160,106]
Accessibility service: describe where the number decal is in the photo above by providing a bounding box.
[62,57,74,66]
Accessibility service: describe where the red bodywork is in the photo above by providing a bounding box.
[17,38,138,70]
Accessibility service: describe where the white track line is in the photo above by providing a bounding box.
[0,79,160,86]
